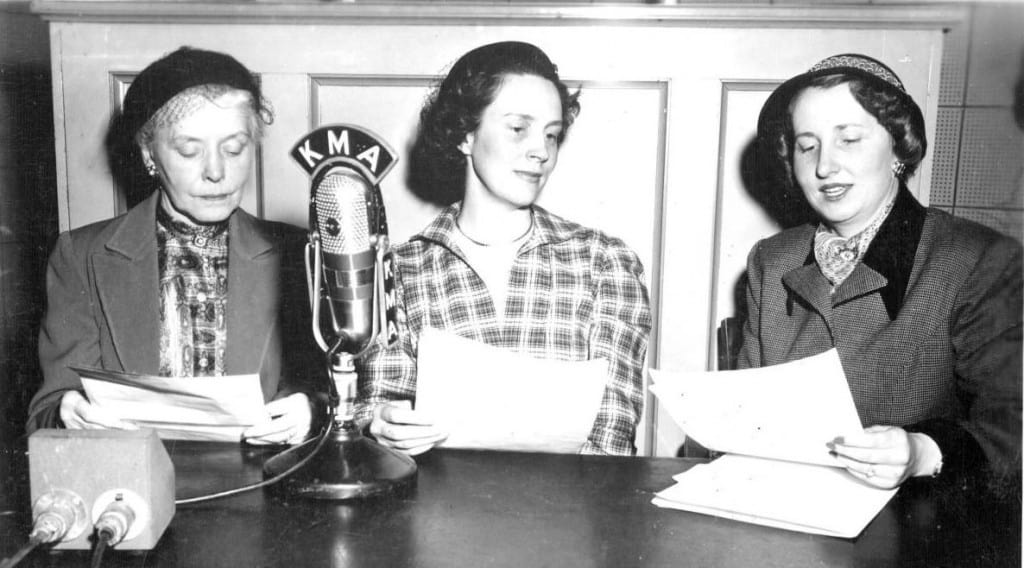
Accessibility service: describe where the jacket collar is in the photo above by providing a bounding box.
[103,192,275,261]
[857,184,925,318]
[785,185,925,320]
[95,192,276,374]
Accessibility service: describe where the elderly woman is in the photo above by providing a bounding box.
[355,41,652,456]
[744,53,1022,494]
[27,47,322,445]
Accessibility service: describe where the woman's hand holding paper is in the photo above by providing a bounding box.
[369,401,448,456]
[59,390,138,430]
[830,425,941,489]
[243,392,313,446]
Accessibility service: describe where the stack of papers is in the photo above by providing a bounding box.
[75,367,268,442]
[415,328,608,453]
[649,349,897,538]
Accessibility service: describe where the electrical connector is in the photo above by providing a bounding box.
[93,497,136,546]
[30,489,89,544]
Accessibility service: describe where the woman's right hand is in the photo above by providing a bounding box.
[369,401,447,456]
[59,390,137,430]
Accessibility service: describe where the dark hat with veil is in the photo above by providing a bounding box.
[106,46,265,208]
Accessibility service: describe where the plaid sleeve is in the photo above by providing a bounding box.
[581,237,652,456]
[353,263,417,428]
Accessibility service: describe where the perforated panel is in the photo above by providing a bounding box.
[938,21,969,106]
[956,108,1024,208]
[929,108,962,206]
[965,4,1024,107]
[953,207,1024,242]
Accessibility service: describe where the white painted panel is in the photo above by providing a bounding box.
[46,15,948,456]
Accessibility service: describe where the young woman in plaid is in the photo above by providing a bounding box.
[355,41,652,456]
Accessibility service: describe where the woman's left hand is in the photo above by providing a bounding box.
[829,425,933,489]
[242,393,313,445]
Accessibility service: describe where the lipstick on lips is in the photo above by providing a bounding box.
[819,183,851,201]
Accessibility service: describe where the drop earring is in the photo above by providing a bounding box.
[891,161,906,177]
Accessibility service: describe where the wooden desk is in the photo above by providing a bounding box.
[1,441,1019,567]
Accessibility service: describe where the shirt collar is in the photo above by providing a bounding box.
[414,202,581,253]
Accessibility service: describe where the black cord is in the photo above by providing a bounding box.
[0,536,40,568]
[174,405,334,505]
[91,529,112,568]
[174,341,346,505]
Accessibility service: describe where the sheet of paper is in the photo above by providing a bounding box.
[414,328,608,453]
[649,349,862,466]
[75,367,268,442]
[652,454,897,538]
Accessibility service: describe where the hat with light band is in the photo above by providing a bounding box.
[756,53,917,146]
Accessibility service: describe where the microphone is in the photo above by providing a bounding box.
[262,124,414,500]
[309,166,394,356]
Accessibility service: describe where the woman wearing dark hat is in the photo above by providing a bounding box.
[27,47,323,445]
[742,54,1022,494]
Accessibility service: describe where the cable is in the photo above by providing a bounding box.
[172,302,356,507]
[90,530,111,568]
[0,535,41,568]
[1,489,92,567]
[174,404,335,506]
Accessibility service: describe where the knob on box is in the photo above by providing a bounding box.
[28,429,175,550]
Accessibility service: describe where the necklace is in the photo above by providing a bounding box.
[455,214,533,247]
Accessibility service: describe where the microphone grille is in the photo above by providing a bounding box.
[314,168,371,254]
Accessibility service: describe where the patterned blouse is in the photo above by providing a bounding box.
[156,206,230,377]
[355,203,652,455]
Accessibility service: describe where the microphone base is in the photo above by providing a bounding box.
[263,425,417,500]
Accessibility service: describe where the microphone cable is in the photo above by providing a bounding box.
[174,394,335,506]
[90,530,111,568]
[0,532,43,568]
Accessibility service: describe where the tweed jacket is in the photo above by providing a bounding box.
[355,203,652,455]
[738,188,1022,488]
[27,192,324,432]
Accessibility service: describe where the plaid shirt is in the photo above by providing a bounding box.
[355,203,651,455]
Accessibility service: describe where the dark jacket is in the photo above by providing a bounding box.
[739,187,1022,493]
[27,192,324,432]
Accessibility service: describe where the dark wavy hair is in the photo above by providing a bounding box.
[407,41,581,205]
[774,73,927,189]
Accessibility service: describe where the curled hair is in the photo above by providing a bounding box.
[408,41,581,205]
[773,74,927,190]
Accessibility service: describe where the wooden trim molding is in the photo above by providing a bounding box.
[30,1,966,29]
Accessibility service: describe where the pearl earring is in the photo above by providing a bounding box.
[145,162,158,177]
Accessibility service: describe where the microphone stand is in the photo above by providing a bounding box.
[262,238,417,500]
[261,344,417,500]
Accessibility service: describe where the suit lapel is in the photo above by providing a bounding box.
[93,193,161,373]
[831,263,888,306]
[225,209,278,376]
[782,263,834,320]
